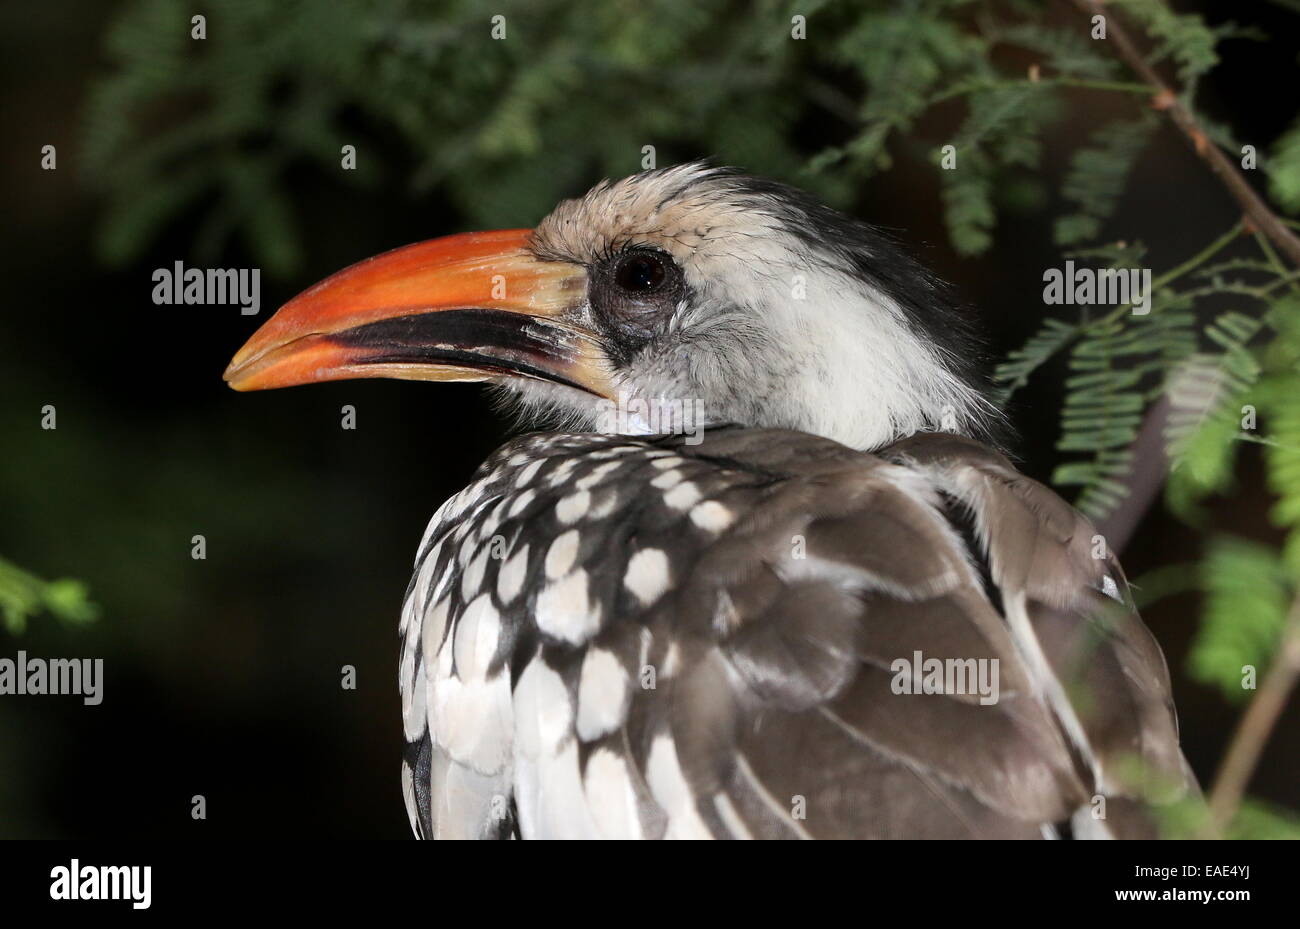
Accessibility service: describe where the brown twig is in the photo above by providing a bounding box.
[1096,393,1170,554]
[1070,0,1300,267]
[1207,593,1300,833]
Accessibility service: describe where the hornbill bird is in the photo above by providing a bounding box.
[225,163,1195,839]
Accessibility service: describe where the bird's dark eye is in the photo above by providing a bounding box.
[613,252,668,293]
[588,247,686,362]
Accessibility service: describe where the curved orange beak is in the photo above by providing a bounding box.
[223,229,611,397]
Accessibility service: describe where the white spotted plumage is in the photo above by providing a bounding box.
[399,428,1193,840]
[623,548,671,606]
[575,647,630,741]
[535,569,599,645]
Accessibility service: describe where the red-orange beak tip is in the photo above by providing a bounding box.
[223,229,612,398]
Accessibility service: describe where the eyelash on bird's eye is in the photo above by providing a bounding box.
[602,239,661,264]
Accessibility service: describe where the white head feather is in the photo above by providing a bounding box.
[508,163,998,452]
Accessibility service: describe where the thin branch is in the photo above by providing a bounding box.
[928,75,1154,105]
[1255,231,1300,299]
[1095,393,1170,553]
[1207,592,1300,833]
[1071,0,1300,267]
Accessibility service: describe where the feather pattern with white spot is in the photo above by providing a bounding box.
[399,428,1195,839]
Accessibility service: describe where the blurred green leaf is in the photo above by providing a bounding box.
[0,557,99,636]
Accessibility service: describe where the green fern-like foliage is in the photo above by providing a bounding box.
[1157,793,1300,840]
[1190,536,1289,701]
[991,317,1080,403]
[92,0,963,273]
[1054,114,1158,246]
[0,557,98,636]
[77,0,1206,270]
[1052,318,1147,517]
[1227,799,1300,840]
[1260,313,1300,577]
[1116,0,1216,77]
[1269,115,1300,214]
[1164,312,1263,520]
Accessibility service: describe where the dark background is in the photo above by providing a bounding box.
[2,0,1297,837]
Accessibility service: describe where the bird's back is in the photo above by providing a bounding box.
[400,427,1194,839]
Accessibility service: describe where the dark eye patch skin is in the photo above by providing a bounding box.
[588,246,688,367]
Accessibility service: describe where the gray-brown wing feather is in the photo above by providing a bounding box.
[881,433,1197,834]
[399,428,1193,839]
